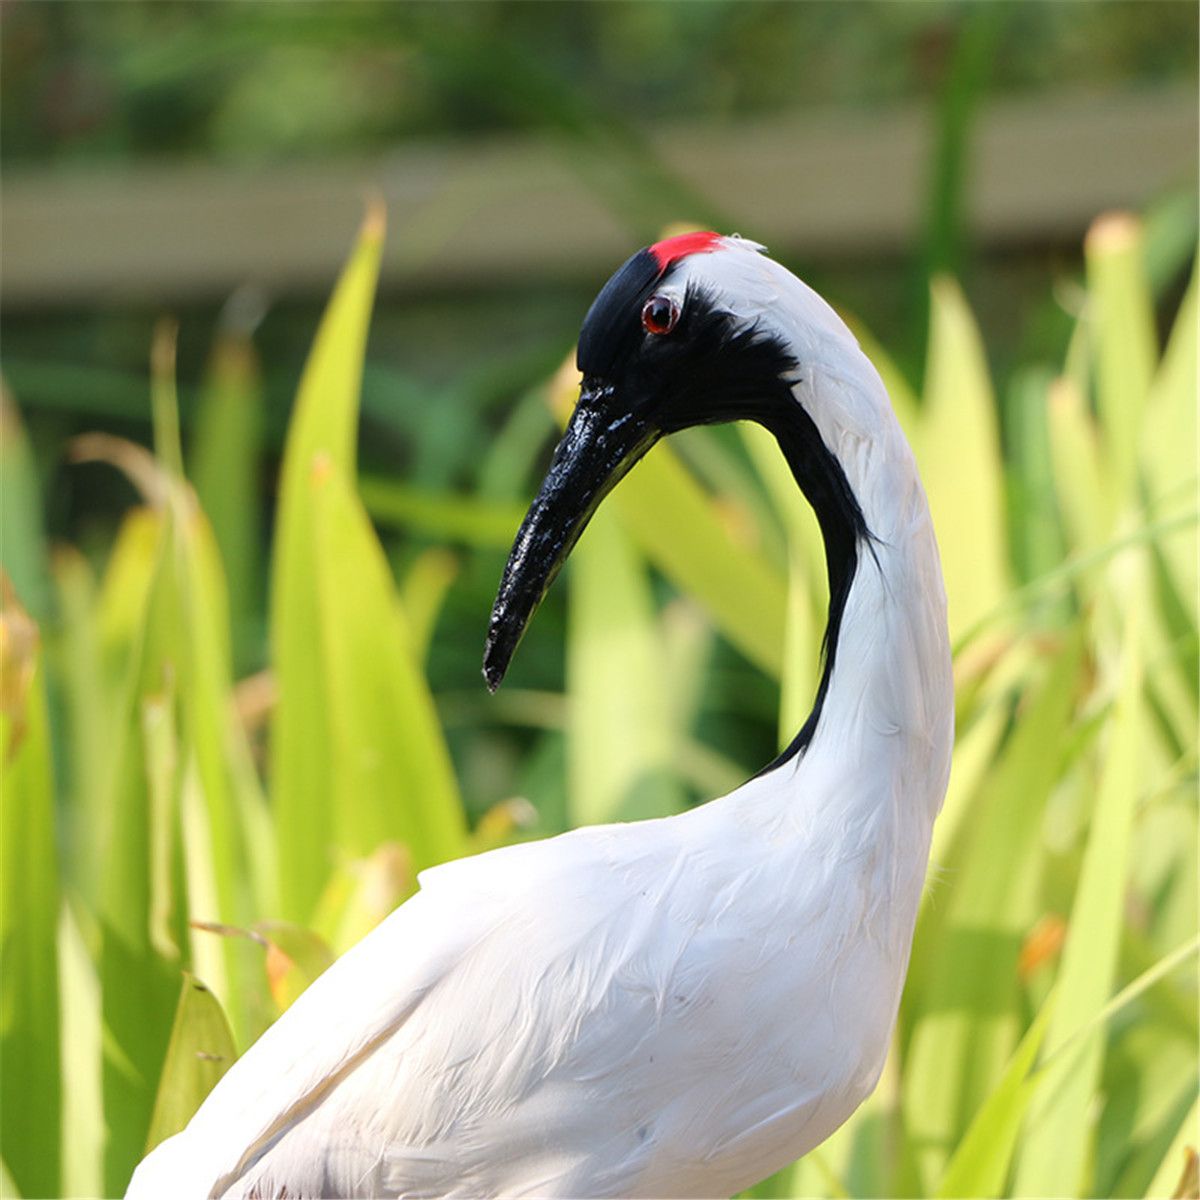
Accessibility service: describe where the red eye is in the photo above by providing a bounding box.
[641,294,680,336]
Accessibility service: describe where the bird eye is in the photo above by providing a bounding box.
[641,294,680,336]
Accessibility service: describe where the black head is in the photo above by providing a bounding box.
[483,233,868,722]
[575,239,798,434]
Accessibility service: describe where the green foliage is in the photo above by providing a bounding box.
[0,207,1194,1199]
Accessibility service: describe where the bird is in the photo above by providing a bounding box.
[126,231,953,1199]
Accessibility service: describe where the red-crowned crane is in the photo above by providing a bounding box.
[127,232,953,1199]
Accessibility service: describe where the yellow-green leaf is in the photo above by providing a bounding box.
[271,204,386,922]
[143,974,237,1155]
[0,586,61,1200]
[310,458,465,871]
[918,276,1010,643]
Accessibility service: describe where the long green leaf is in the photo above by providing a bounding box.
[1014,604,1146,1196]
[0,588,61,1200]
[0,391,50,619]
[143,974,237,1155]
[935,998,1056,1199]
[270,204,385,922]
[360,476,526,547]
[189,329,265,670]
[310,458,465,871]
[96,512,182,1195]
[567,506,682,825]
[1086,212,1157,520]
[918,276,1010,644]
[904,633,1084,1190]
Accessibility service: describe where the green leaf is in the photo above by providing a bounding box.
[399,548,460,665]
[311,842,413,956]
[1085,213,1157,518]
[143,974,237,1155]
[904,633,1085,1190]
[918,277,1010,644]
[1014,604,1147,1196]
[310,458,465,871]
[1143,1093,1199,1199]
[1047,375,1108,558]
[360,476,527,547]
[567,506,682,825]
[59,899,104,1199]
[253,920,336,1013]
[271,204,386,923]
[613,441,787,679]
[0,391,50,620]
[96,509,185,1194]
[0,587,61,1200]
[189,328,266,670]
[935,997,1055,1199]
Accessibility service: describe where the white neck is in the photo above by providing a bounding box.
[800,383,954,834]
[677,245,954,848]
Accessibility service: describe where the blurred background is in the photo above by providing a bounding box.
[4,0,1196,794]
[2,4,1197,1199]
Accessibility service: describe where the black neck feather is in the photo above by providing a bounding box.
[750,387,871,775]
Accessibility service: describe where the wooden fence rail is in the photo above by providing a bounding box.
[2,87,1194,308]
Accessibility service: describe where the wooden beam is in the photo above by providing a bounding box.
[2,88,1194,308]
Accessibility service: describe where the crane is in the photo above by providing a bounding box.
[126,232,953,1199]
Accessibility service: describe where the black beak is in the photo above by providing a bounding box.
[483,382,658,691]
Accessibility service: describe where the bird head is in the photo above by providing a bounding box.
[483,232,865,692]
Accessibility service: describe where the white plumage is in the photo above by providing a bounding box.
[127,235,953,1199]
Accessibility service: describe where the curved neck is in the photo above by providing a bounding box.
[755,394,870,772]
[752,371,954,829]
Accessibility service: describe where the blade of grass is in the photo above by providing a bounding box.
[400,548,460,665]
[96,514,184,1194]
[270,202,386,923]
[904,633,1085,1190]
[1013,603,1147,1196]
[59,899,104,1199]
[918,277,1010,645]
[310,457,466,870]
[143,975,237,1155]
[0,389,51,619]
[567,505,682,825]
[0,584,61,1200]
[935,997,1056,1199]
[1086,213,1157,518]
[189,327,265,672]
[360,476,527,548]
[1143,1094,1199,1199]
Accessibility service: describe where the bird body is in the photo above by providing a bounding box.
[127,235,952,1199]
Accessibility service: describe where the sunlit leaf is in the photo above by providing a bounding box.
[0,583,60,1200]
[935,998,1055,1199]
[567,506,682,825]
[271,203,386,923]
[1014,603,1147,1196]
[360,476,526,547]
[0,389,50,619]
[905,633,1084,1190]
[310,457,465,869]
[189,327,265,668]
[1085,212,1157,517]
[254,921,336,1013]
[143,974,237,1155]
[918,276,1010,644]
